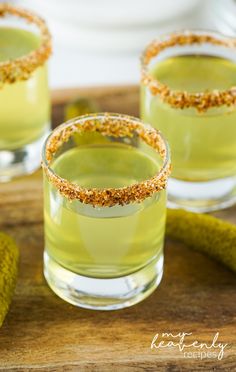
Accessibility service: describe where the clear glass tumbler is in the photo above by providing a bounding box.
[141,30,236,212]
[42,113,171,310]
[0,4,51,181]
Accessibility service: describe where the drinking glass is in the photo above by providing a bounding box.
[0,4,51,181]
[141,30,236,212]
[42,113,171,310]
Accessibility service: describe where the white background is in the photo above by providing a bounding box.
[15,0,236,89]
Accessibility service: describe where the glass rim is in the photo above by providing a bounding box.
[41,113,171,208]
[141,29,236,112]
[0,3,52,85]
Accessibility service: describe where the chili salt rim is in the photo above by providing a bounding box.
[141,30,236,112]
[0,3,52,85]
[42,113,171,207]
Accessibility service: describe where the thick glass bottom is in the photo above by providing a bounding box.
[0,130,49,182]
[168,176,236,212]
[44,252,164,311]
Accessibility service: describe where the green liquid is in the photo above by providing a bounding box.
[0,27,50,149]
[141,55,236,181]
[44,143,166,279]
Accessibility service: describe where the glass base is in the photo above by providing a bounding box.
[168,176,236,212]
[0,131,49,182]
[44,252,164,311]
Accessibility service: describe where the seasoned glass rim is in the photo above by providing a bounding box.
[0,3,52,84]
[141,29,236,112]
[42,113,171,207]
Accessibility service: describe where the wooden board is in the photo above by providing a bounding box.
[0,86,236,371]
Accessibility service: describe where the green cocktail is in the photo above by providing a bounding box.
[141,31,236,211]
[42,114,171,310]
[0,27,49,150]
[0,4,51,181]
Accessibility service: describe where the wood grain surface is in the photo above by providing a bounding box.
[0,86,235,371]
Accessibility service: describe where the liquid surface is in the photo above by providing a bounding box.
[0,27,50,150]
[53,144,160,188]
[44,143,166,278]
[0,27,40,62]
[141,54,236,181]
[151,54,236,92]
